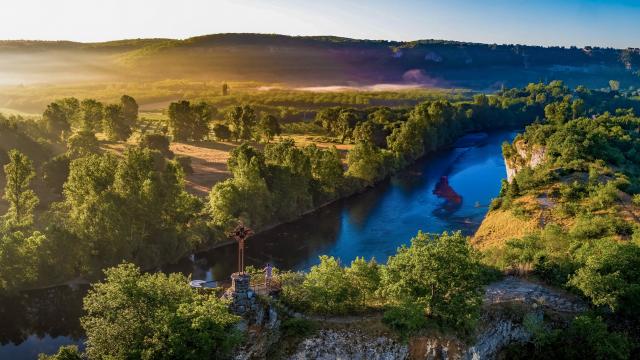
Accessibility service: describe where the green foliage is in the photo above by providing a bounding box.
[67,130,100,159]
[226,105,256,141]
[212,123,232,141]
[102,104,131,141]
[81,263,241,360]
[569,240,640,316]
[167,101,214,141]
[505,315,630,360]
[43,102,71,139]
[38,345,84,360]
[382,302,429,338]
[380,231,483,332]
[299,256,363,315]
[0,228,46,291]
[258,114,281,142]
[80,99,104,132]
[346,141,385,185]
[3,149,39,227]
[60,148,203,269]
[139,133,173,158]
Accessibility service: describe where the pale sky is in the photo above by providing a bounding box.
[0,0,638,48]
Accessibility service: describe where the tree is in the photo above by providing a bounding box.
[102,104,131,141]
[380,231,483,332]
[210,146,272,230]
[239,105,257,140]
[226,106,244,141]
[346,257,380,307]
[303,144,344,194]
[139,133,173,158]
[212,123,232,141]
[301,256,361,314]
[191,102,213,141]
[43,102,71,139]
[81,263,241,360]
[225,105,257,141]
[38,345,83,360]
[67,130,100,158]
[222,82,230,96]
[3,149,39,226]
[569,240,640,317]
[120,95,138,128]
[168,101,193,141]
[336,110,359,143]
[0,229,45,290]
[55,98,81,128]
[258,114,281,143]
[80,99,103,131]
[346,141,385,185]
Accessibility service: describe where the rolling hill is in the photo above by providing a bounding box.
[1,33,639,90]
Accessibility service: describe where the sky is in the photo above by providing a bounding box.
[0,0,638,48]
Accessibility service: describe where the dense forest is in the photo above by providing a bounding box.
[2,81,640,359]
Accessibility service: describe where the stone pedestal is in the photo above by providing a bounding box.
[226,272,257,316]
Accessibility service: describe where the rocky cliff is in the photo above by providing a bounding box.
[238,277,583,360]
[504,140,546,182]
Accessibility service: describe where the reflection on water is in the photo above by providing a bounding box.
[0,130,515,359]
[168,130,515,277]
[0,287,86,359]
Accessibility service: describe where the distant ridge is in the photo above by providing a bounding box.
[1,33,639,89]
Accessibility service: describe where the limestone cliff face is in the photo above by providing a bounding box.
[280,278,584,360]
[504,140,546,182]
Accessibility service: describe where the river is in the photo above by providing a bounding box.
[0,130,515,359]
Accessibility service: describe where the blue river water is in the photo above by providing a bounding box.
[0,130,515,359]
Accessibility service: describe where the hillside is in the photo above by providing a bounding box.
[1,33,639,90]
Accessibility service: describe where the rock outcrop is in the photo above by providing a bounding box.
[288,330,408,360]
[283,277,584,360]
[504,140,546,182]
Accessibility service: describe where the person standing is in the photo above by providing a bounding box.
[263,263,273,288]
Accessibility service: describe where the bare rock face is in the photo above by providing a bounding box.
[288,330,409,360]
[284,278,584,360]
[504,140,546,182]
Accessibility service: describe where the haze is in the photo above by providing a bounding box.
[1,0,639,48]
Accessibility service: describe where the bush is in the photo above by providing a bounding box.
[382,302,428,338]
[175,155,193,174]
[139,133,172,158]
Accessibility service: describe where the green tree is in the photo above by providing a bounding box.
[38,345,83,360]
[168,101,193,141]
[212,123,232,141]
[226,106,244,142]
[346,257,380,307]
[346,141,385,185]
[80,99,103,131]
[380,231,483,332]
[0,229,45,290]
[303,144,344,194]
[43,102,71,139]
[102,104,131,141]
[67,130,100,158]
[258,114,281,143]
[120,95,138,128]
[55,98,81,128]
[191,102,213,141]
[336,110,359,143]
[3,149,39,226]
[301,256,360,314]
[81,263,241,360]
